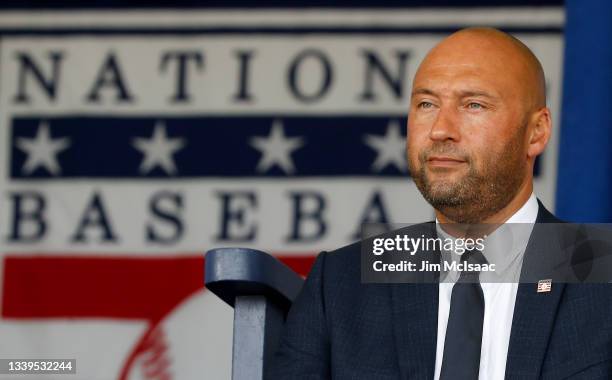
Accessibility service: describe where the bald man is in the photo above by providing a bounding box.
[267,28,612,379]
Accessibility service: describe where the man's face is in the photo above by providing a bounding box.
[407,41,531,223]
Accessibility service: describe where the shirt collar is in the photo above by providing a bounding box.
[436,192,538,280]
[505,192,538,224]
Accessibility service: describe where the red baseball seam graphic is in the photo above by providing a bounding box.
[120,318,169,380]
[2,253,316,380]
[140,325,172,380]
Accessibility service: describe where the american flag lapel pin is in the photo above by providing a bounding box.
[537,279,552,293]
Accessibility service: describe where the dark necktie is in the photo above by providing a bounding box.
[439,248,487,380]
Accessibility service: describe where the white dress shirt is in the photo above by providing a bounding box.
[433,193,539,380]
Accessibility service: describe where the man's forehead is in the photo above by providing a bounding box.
[415,61,499,79]
[416,48,510,77]
[412,86,501,100]
[412,64,507,96]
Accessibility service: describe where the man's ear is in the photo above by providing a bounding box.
[526,107,552,158]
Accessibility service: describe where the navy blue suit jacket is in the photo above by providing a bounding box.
[267,203,612,379]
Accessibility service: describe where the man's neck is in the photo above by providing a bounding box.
[435,179,534,237]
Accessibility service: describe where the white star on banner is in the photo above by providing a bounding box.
[363,120,407,172]
[132,121,186,175]
[249,120,305,174]
[15,121,71,175]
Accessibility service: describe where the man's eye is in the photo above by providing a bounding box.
[467,102,484,109]
[418,101,434,109]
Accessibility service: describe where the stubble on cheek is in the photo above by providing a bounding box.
[408,132,526,223]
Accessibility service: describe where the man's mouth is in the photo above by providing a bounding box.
[426,156,466,167]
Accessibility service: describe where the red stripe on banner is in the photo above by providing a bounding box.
[2,252,317,321]
[2,256,204,321]
[277,254,317,277]
[2,252,318,380]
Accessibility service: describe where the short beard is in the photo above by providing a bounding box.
[409,129,526,224]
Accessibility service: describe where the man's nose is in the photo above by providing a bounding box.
[429,107,460,142]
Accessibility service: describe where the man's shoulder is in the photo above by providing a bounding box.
[324,221,435,265]
[536,199,565,223]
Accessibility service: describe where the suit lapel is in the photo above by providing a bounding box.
[391,222,439,379]
[505,283,565,379]
[391,282,439,379]
[505,202,567,379]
